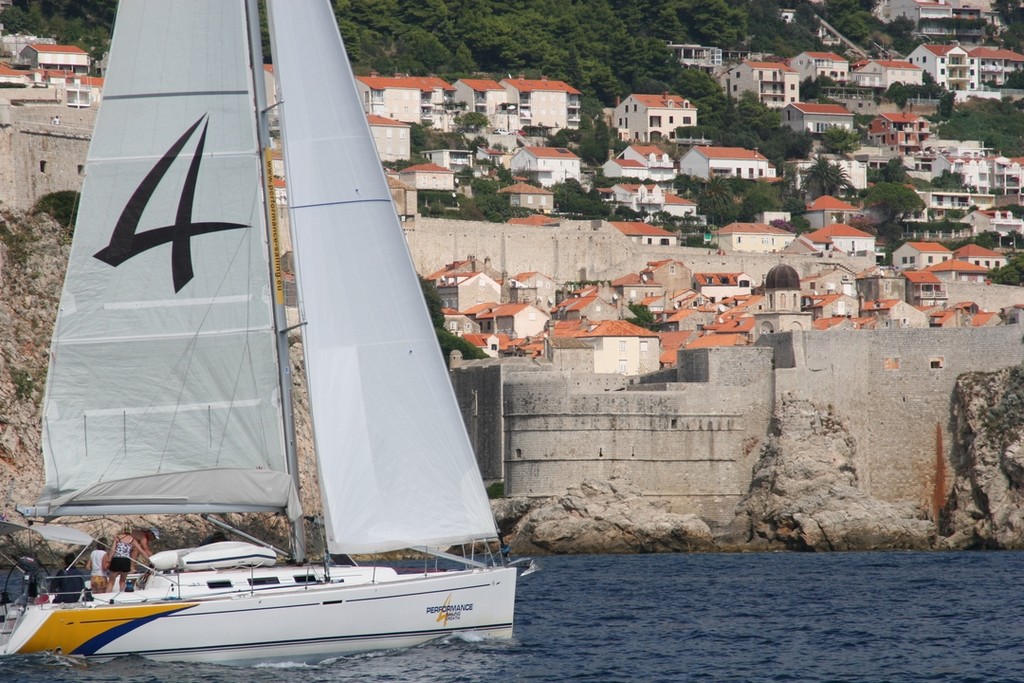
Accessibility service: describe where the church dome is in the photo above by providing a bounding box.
[764,264,800,291]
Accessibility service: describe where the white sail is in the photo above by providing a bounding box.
[28,0,297,519]
[268,0,498,554]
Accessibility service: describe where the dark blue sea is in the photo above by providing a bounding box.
[2,551,1023,682]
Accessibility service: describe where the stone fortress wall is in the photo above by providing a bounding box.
[0,100,93,212]
[453,325,1024,528]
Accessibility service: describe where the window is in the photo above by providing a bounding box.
[619,360,628,373]
[619,340,627,352]
[39,160,47,173]
[640,340,649,352]
[930,357,944,369]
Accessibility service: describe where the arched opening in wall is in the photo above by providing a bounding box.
[760,322,775,334]
[39,160,47,173]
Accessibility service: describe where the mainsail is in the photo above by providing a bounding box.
[26,0,298,519]
[268,0,498,554]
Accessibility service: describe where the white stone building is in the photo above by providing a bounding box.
[613,93,698,142]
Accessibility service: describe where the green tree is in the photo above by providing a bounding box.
[627,303,656,330]
[863,182,925,223]
[821,126,861,155]
[739,182,781,221]
[698,176,739,227]
[454,111,489,133]
[801,156,854,199]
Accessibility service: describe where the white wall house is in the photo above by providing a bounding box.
[510,146,582,187]
[613,93,698,142]
[603,144,677,183]
[452,78,510,129]
[781,102,854,135]
[906,44,980,92]
[789,51,850,83]
[850,60,923,89]
[500,76,581,130]
[397,162,456,191]
[497,183,554,213]
[719,60,800,108]
[715,223,795,253]
[969,47,1024,86]
[367,114,410,162]
[18,44,89,73]
[892,241,953,270]
[803,224,876,255]
[679,146,777,180]
[931,154,1024,195]
[603,184,698,219]
[355,74,456,130]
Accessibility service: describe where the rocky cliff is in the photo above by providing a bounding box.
[944,365,1024,549]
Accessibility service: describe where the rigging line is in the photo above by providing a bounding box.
[290,197,392,211]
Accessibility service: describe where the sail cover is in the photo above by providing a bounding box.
[268,0,498,554]
[26,0,297,519]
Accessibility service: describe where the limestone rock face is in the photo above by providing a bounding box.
[493,478,715,554]
[731,396,935,551]
[945,366,1024,549]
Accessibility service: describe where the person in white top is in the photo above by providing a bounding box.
[85,537,109,593]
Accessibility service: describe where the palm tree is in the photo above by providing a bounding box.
[801,155,854,199]
[698,175,738,227]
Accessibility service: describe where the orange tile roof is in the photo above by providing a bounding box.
[457,78,504,91]
[744,60,797,72]
[367,114,408,127]
[357,75,454,92]
[400,162,453,174]
[969,47,1024,61]
[692,146,767,161]
[521,146,580,160]
[629,93,693,108]
[925,260,989,273]
[806,195,858,211]
[802,51,847,61]
[789,102,852,115]
[686,333,745,348]
[498,182,553,195]
[902,270,942,283]
[611,221,676,238]
[28,44,87,54]
[864,60,920,70]
[501,77,581,95]
[953,244,1002,258]
[578,320,658,338]
[805,224,873,240]
[717,222,794,236]
[905,241,952,253]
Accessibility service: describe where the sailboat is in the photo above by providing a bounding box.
[0,0,519,665]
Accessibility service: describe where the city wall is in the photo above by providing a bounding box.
[404,217,876,284]
[0,100,93,212]
[453,325,1024,528]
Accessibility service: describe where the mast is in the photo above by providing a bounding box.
[247,0,306,562]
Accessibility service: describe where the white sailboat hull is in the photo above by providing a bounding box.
[1,564,517,665]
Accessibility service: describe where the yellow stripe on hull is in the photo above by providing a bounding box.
[17,602,197,656]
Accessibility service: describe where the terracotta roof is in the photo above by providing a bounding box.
[862,60,920,70]
[716,222,794,236]
[577,320,658,338]
[457,78,504,91]
[743,60,797,72]
[925,260,989,273]
[694,273,748,286]
[520,146,580,160]
[357,75,454,92]
[805,223,873,240]
[498,182,553,195]
[400,162,453,174]
[501,77,581,95]
[628,93,693,109]
[788,102,852,115]
[611,221,676,238]
[904,241,952,253]
[27,44,87,54]
[607,159,647,169]
[921,44,964,57]
[953,244,1002,258]
[629,144,670,157]
[801,51,847,61]
[664,193,696,206]
[903,270,942,283]
[862,299,900,311]
[691,146,767,161]
[971,311,999,326]
[969,47,1024,61]
[367,114,408,127]
[807,195,858,211]
[877,112,924,123]
[686,333,745,348]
